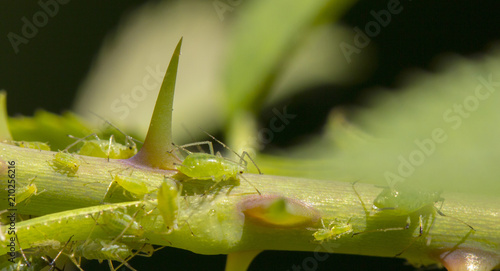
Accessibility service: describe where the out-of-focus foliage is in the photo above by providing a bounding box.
[257,48,500,197]
[73,0,362,143]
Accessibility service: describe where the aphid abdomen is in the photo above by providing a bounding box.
[51,152,80,176]
[178,153,227,180]
[76,239,132,261]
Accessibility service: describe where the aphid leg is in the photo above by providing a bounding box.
[66,249,84,271]
[352,223,409,236]
[239,151,262,175]
[109,207,144,246]
[351,180,370,217]
[181,124,205,153]
[108,256,138,271]
[393,215,425,257]
[177,141,215,155]
[106,134,115,162]
[102,172,117,203]
[202,178,224,196]
[201,131,263,174]
[433,201,475,231]
[15,234,31,268]
[182,220,195,236]
[113,244,162,270]
[42,235,74,271]
[239,174,261,195]
[64,133,100,152]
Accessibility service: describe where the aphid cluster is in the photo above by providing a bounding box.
[170,132,262,195]
[352,182,475,256]
[65,132,137,160]
[9,140,51,151]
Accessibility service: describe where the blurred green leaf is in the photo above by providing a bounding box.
[8,111,93,151]
[223,0,357,115]
[257,48,500,197]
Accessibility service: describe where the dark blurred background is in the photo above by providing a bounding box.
[1,0,499,270]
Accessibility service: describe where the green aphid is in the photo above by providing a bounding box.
[66,133,137,160]
[78,136,137,159]
[353,182,475,256]
[16,141,51,151]
[105,173,152,200]
[372,184,443,216]
[311,218,353,243]
[101,207,145,239]
[16,177,44,206]
[72,239,139,271]
[75,239,133,261]
[172,132,261,195]
[51,152,80,176]
[7,235,74,271]
[157,177,181,233]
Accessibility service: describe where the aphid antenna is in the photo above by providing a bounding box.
[169,142,192,159]
[64,133,100,152]
[89,111,143,145]
[201,131,263,175]
[181,123,205,153]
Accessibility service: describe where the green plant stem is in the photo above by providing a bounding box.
[1,143,499,267]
